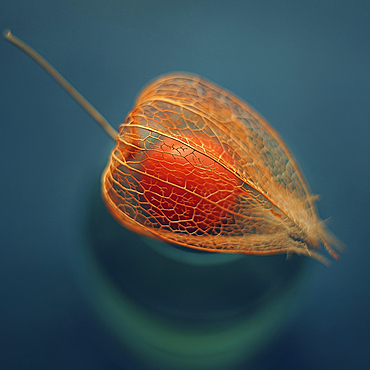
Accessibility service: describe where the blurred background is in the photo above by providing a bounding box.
[1,0,369,369]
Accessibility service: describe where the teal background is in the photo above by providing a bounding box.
[1,1,369,369]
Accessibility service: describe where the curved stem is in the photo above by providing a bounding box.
[3,29,118,141]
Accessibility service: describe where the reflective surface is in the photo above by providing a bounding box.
[86,178,307,369]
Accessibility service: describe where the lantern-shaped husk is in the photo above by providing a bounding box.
[102,73,344,265]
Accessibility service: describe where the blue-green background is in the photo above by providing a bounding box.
[1,1,369,369]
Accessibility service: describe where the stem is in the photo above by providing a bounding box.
[3,29,118,141]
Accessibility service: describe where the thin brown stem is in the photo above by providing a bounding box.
[3,29,118,140]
